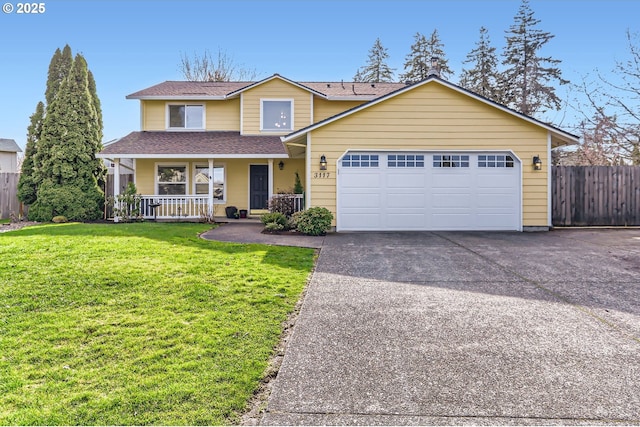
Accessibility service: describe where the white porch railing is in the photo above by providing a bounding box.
[140,195,210,220]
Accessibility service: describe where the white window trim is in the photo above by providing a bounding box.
[193,162,226,203]
[260,98,294,132]
[165,103,206,130]
[155,162,189,195]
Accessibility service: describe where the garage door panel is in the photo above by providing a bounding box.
[341,172,381,188]
[386,172,427,188]
[387,192,426,208]
[432,213,473,228]
[386,213,427,228]
[340,193,381,209]
[431,173,472,188]
[432,193,472,208]
[339,213,382,230]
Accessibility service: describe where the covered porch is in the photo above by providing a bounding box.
[98,131,306,221]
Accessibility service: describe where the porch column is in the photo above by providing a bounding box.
[268,159,274,202]
[113,158,121,223]
[208,158,214,217]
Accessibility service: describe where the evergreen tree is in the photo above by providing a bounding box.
[45,44,73,105]
[459,27,504,103]
[17,101,45,205]
[400,32,431,82]
[353,38,395,83]
[501,0,568,116]
[30,54,105,221]
[424,29,454,80]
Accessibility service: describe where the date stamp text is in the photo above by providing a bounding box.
[3,2,46,14]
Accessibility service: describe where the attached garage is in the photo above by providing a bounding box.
[337,151,521,231]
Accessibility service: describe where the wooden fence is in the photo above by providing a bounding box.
[0,172,21,219]
[552,166,640,226]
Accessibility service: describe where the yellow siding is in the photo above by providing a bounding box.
[308,82,550,227]
[141,99,240,131]
[313,98,365,122]
[242,79,312,135]
[206,99,240,131]
[274,159,305,193]
[142,101,165,131]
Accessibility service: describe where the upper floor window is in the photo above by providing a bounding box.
[261,100,293,131]
[168,104,204,129]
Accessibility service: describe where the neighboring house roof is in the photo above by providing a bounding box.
[282,76,580,147]
[97,131,287,159]
[0,138,22,153]
[126,74,406,101]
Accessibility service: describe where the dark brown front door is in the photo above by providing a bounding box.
[250,165,269,210]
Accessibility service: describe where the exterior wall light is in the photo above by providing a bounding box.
[320,154,327,170]
[533,155,542,170]
[278,160,284,170]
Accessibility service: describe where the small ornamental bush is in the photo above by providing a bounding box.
[295,207,333,236]
[52,215,68,223]
[261,212,289,232]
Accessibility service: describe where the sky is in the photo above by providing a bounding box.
[1,0,638,151]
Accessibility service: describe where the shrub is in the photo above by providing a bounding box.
[293,171,304,194]
[106,182,143,222]
[261,212,289,232]
[295,207,333,236]
[52,215,68,223]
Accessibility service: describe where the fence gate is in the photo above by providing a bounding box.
[552,166,640,226]
[0,172,21,219]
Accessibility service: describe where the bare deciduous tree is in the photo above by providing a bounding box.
[179,49,258,82]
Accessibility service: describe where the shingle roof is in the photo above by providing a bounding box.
[0,138,21,152]
[126,77,407,100]
[98,131,287,157]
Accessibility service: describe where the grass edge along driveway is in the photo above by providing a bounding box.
[0,222,316,425]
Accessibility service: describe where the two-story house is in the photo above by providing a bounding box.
[98,73,578,231]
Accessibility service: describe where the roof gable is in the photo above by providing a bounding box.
[282,77,579,146]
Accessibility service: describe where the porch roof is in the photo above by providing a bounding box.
[97,131,288,159]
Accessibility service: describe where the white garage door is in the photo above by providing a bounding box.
[337,152,521,231]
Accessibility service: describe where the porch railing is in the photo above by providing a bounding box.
[139,195,210,219]
[111,194,305,221]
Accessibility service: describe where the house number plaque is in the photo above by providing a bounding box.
[313,172,331,179]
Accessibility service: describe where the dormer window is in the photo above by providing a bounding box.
[261,99,293,131]
[167,104,204,129]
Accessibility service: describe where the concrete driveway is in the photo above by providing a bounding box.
[261,229,640,425]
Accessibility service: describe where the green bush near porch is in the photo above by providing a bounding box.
[0,222,315,425]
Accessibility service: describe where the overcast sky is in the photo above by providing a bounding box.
[1,0,638,150]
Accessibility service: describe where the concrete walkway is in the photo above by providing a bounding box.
[200,222,325,249]
[261,229,640,425]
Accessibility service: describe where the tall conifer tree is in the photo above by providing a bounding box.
[17,101,45,205]
[353,38,395,83]
[400,32,431,82]
[459,27,504,103]
[45,44,73,105]
[501,0,568,116]
[30,54,105,221]
[424,29,453,80]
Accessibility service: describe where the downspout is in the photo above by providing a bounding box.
[305,133,311,209]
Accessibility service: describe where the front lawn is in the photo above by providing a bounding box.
[0,222,316,425]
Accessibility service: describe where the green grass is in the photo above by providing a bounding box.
[0,219,9,224]
[0,222,316,425]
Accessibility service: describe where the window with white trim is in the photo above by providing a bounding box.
[433,154,470,168]
[157,165,187,195]
[388,154,425,168]
[261,100,293,131]
[342,154,379,167]
[168,104,204,129]
[194,165,225,201]
[478,154,515,168]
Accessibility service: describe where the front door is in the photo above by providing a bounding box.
[250,165,269,210]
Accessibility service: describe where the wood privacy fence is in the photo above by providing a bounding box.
[552,166,640,226]
[0,172,21,219]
